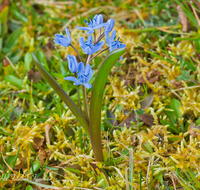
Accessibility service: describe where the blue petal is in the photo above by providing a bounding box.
[87,29,94,34]
[105,31,110,45]
[82,82,92,89]
[120,44,126,48]
[84,64,91,75]
[93,23,108,30]
[96,14,103,25]
[86,68,94,83]
[78,62,84,75]
[74,82,82,86]
[64,76,80,83]
[105,19,115,32]
[55,34,63,38]
[79,37,85,48]
[67,55,79,73]
[65,28,71,44]
[110,30,116,43]
[75,26,90,31]
[93,41,104,53]
[87,35,93,43]
[84,46,92,55]
[54,39,61,46]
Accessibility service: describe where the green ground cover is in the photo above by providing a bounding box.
[1,0,200,189]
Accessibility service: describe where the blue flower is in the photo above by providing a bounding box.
[76,14,107,34]
[54,28,71,47]
[79,35,104,55]
[64,62,94,89]
[67,55,79,73]
[105,30,126,60]
[104,19,115,33]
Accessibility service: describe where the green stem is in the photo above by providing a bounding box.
[81,85,89,121]
[76,85,81,111]
[81,54,91,120]
[95,32,104,44]
[75,73,81,111]
[93,31,96,44]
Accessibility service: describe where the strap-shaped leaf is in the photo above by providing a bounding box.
[32,53,90,137]
[90,48,126,161]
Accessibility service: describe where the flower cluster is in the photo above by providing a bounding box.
[54,14,126,89]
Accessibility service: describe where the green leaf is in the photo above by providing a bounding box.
[185,167,200,188]
[35,51,49,71]
[5,75,23,89]
[10,50,23,64]
[32,53,90,137]
[24,52,33,72]
[170,99,182,119]
[0,38,2,54]
[195,117,200,125]
[3,27,22,54]
[25,185,33,190]
[0,6,8,23]
[90,48,126,161]
[30,159,40,173]
[6,147,20,169]
[142,142,153,153]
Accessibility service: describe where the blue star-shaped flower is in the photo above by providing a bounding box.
[54,28,71,47]
[76,14,107,34]
[64,62,94,89]
[79,35,104,55]
[105,30,126,60]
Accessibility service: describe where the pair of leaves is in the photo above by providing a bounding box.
[32,48,126,161]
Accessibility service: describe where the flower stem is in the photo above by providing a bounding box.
[90,47,109,61]
[76,85,81,111]
[74,73,82,112]
[93,31,96,44]
[86,55,92,65]
[96,32,105,44]
[81,85,89,121]
[84,54,88,66]
[81,54,92,120]
[70,44,82,62]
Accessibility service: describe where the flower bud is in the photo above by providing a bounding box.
[67,55,79,73]
[105,19,115,33]
[96,14,103,25]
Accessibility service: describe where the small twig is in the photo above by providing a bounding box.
[146,156,151,190]
[171,91,182,100]
[63,134,76,156]
[171,85,200,92]
[1,146,15,173]
[191,3,200,26]
[171,174,177,190]
[4,56,22,78]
